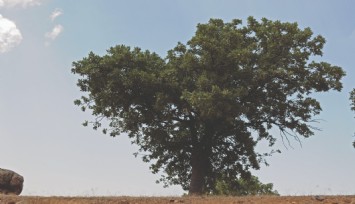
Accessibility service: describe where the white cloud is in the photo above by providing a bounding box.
[0,15,22,53]
[50,8,63,21]
[45,9,64,46]
[0,0,43,8]
[45,24,63,46]
[45,24,63,40]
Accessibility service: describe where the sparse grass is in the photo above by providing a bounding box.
[1,195,355,204]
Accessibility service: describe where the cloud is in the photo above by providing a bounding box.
[45,9,64,46]
[0,0,43,8]
[45,24,63,46]
[0,15,23,53]
[45,24,63,40]
[50,8,63,21]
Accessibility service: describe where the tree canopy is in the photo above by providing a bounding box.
[72,17,345,195]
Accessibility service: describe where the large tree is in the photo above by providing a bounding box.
[72,17,345,195]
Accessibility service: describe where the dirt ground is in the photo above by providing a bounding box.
[1,195,355,204]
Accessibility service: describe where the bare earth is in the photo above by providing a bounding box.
[1,195,355,204]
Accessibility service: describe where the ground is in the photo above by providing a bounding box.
[1,195,355,204]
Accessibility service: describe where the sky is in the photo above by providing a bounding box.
[0,0,354,197]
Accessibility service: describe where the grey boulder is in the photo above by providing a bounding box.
[0,168,24,195]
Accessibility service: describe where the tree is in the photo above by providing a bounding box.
[351,89,355,147]
[214,175,279,196]
[72,17,345,195]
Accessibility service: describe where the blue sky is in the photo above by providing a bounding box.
[0,0,354,196]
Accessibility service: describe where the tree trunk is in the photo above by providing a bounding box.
[188,121,214,195]
[189,150,207,195]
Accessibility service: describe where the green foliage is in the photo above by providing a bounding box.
[351,89,355,112]
[213,176,279,196]
[350,89,355,148]
[72,17,345,194]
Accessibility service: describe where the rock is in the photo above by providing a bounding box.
[314,195,325,201]
[0,168,24,195]
[169,199,184,203]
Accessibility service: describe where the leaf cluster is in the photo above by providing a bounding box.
[213,175,279,196]
[350,89,355,147]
